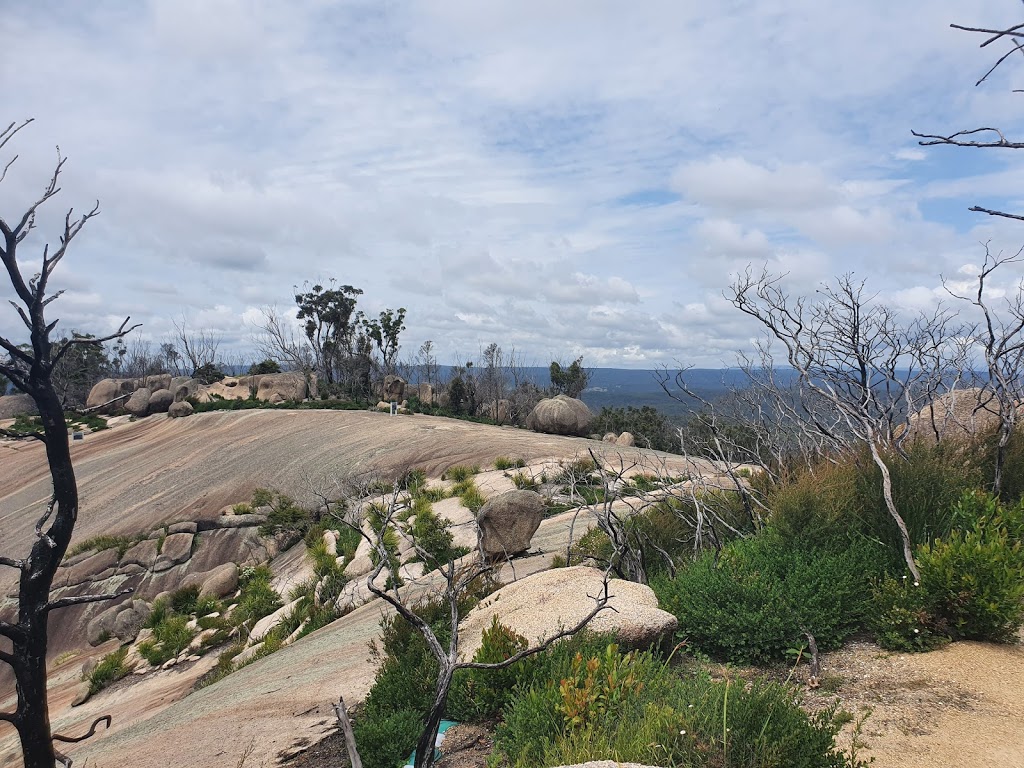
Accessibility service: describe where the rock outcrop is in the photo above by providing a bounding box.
[125,387,152,418]
[382,374,406,402]
[168,401,194,418]
[903,387,1005,444]
[149,388,174,413]
[458,566,678,660]
[0,393,37,420]
[526,395,593,437]
[476,489,545,559]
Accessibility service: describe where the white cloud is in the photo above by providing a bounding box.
[1,0,1022,368]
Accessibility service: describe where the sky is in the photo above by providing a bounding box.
[3,0,1024,369]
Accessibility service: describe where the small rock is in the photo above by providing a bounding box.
[70,682,91,707]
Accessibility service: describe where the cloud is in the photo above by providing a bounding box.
[1,0,1022,369]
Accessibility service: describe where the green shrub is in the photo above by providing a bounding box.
[235,566,283,630]
[443,465,479,482]
[556,457,598,485]
[352,708,423,768]
[169,585,200,615]
[250,487,274,507]
[495,456,526,471]
[66,533,145,559]
[494,643,854,768]
[917,510,1024,643]
[259,493,311,536]
[420,485,449,502]
[653,534,886,664]
[868,574,949,652]
[769,442,982,555]
[511,472,538,491]
[448,617,530,722]
[139,614,195,665]
[409,507,469,568]
[87,647,132,694]
[231,502,253,515]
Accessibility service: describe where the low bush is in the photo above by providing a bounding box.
[234,565,283,631]
[869,490,1024,649]
[917,505,1024,643]
[653,533,886,664]
[443,464,480,482]
[66,533,145,559]
[494,456,526,471]
[511,472,538,491]
[169,584,201,615]
[494,643,856,768]
[87,647,132,694]
[138,614,195,666]
[868,574,950,652]
[447,617,530,722]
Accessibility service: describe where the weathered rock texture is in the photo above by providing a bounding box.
[0,393,38,420]
[903,387,1006,444]
[168,401,194,418]
[458,566,678,660]
[382,374,406,402]
[476,489,545,558]
[526,395,594,437]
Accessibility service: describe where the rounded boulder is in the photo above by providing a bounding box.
[525,394,594,437]
[476,489,545,559]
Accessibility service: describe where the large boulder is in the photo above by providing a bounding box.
[170,376,200,402]
[0,393,37,420]
[124,387,152,418]
[197,376,252,402]
[180,562,239,599]
[458,566,678,660]
[85,378,137,413]
[255,372,306,403]
[148,388,174,413]
[526,395,593,437]
[142,373,172,392]
[476,490,545,559]
[382,374,406,403]
[903,387,1006,444]
[168,401,194,418]
[417,382,434,405]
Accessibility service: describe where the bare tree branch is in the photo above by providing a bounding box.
[44,587,133,613]
[51,715,112,743]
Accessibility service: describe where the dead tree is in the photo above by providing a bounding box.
[320,472,613,768]
[0,118,136,768]
[728,269,968,580]
[944,245,1024,495]
[913,16,1024,222]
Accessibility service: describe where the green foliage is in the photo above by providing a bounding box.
[87,647,132,694]
[549,356,590,398]
[495,643,854,768]
[456,481,486,514]
[139,614,195,666]
[916,504,1024,643]
[868,575,950,652]
[250,488,274,508]
[592,405,678,453]
[511,471,538,491]
[66,533,144,559]
[258,492,312,537]
[494,456,527,471]
[169,585,201,615]
[448,617,530,722]
[555,457,598,485]
[443,464,480,482]
[420,485,449,502]
[409,504,470,568]
[353,709,423,768]
[247,358,281,375]
[235,565,283,631]
[192,362,226,384]
[653,534,887,664]
[768,441,982,556]
[231,502,253,515]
